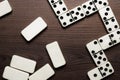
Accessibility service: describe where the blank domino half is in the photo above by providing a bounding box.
[29,64,55,80]
[10,55,36,73]
[21,17,47,41]
[0,0,12,17]
[2,66,29,80]
[46,41,66,68]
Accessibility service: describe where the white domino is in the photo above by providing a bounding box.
[21,17,47,41]
[88,62,114,80]
[48,0,68,16]
[86,40,108,66]
[46,41,66,68]
[29,64,55,80]
[0,0,12,17]
[2,66,29,80]
[10,55,36,73]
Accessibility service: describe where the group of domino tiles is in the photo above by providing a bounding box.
[48,0,120,79]
[0,1,67,79]
[86,29,120,80]
[48,0,119,32]
[0,0,120,80]
[2,41,66,80]
[86,0,120,80]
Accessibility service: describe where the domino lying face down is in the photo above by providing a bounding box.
[2,55,55,80]
[21,17,47,41]
[0,0,12,17]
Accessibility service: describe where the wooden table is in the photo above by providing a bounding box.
[0,0,120,80]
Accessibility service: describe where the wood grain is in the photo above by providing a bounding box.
[0,0,120,80]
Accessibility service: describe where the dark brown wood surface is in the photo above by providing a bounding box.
[0,0,120,80]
